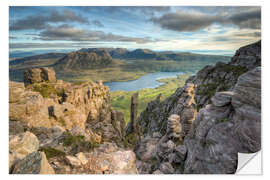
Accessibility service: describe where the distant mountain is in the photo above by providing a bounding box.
[78,48,129,59]
[126,49,158,59]
[78,48,230,62]
[54,50,114,70]
[10,48,231,70]
[9,53,66,66]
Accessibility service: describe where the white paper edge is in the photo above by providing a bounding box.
[236,151,262,174]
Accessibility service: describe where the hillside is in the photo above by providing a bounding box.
[78,47,230,61]
[9,48,230,83]
[9,53,66,66]
[54,50,114,70]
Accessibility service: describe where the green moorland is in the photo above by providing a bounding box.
[55,58,230,82]
[110,73,191,123]
[9,57,230,83]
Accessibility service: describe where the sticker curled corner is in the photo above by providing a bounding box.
[236,151,262,175]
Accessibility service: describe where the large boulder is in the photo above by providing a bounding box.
[11,151,55,174]
[9,131,40,171]
[9,131,39,160]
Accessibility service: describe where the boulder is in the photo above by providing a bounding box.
[65,155,82,167]
[11,151,55,174]
[9,131,39,160]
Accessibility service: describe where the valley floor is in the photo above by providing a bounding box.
[110,73,191,123]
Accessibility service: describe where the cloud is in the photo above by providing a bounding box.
[91,20,104,27]
[151,8,261,32]
[212,30,261,43]
[151,11,222,32]
[36,24,155,44]
[102,6,171,16]
[228,9,261,29]
[10,9,89,31]
[9,42,97,49]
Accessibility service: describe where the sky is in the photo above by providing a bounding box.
[9,6,261,56]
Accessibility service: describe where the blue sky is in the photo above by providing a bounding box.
[9,6,261,55]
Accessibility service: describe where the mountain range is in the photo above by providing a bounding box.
[10,48,230,67]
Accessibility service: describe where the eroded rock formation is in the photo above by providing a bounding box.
[131,83,197,138]
[10,68,126,145]
[183,67,261,174]
[133,40,261,174]
[24,67,56,86]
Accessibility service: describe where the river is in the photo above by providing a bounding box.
[104,72,184,92]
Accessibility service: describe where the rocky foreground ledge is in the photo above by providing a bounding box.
[9,41,261,174]
[9,67,136,174]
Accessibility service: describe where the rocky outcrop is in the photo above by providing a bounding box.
[10,68,126,145]
[126,93,142,138]
[10,67,130,174]
[134,67,261,174]
[187,40,261,108]
[111,110,126,140]
[183,67,261,174]
[134,114,186,174]
[134,41,261,174]
[230,40,261,69]
[24,67,56,86]
[133,83,197,138]
[129,83,197,173]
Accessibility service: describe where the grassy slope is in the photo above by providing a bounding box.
[110,73,191,123]
[10,57,230,83]
[55,58,229,83]
[55,60,147,83]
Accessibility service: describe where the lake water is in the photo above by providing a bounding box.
[104,72,184,92]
